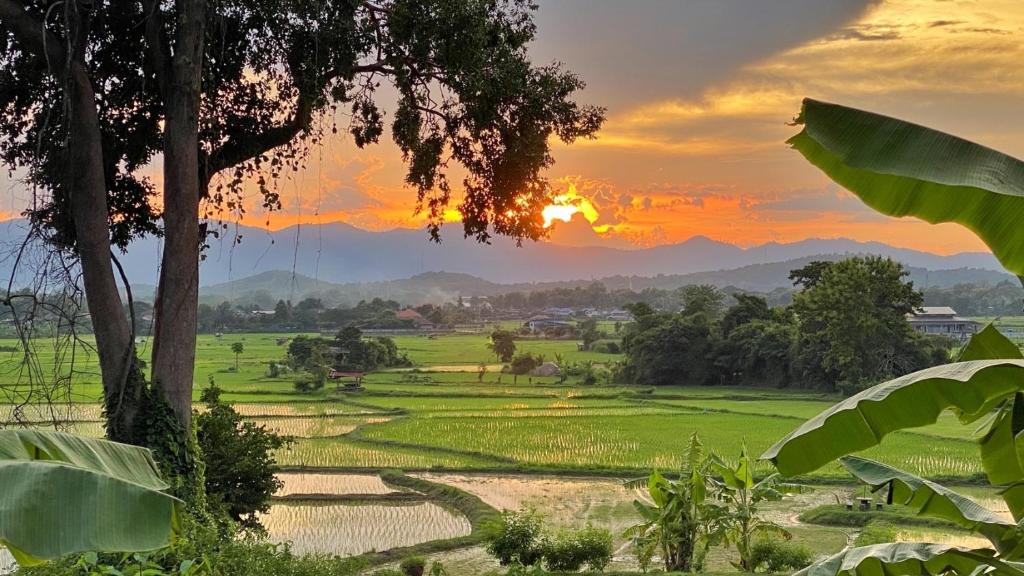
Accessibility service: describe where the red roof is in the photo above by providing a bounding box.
[396,309,425,320]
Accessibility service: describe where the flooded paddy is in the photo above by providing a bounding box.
[260,501,471,556]
[0,548,14,575]
[276,472,398,496]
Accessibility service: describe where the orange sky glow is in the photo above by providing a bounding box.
[26,0,1014,257]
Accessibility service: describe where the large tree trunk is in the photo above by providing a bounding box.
[151,0,206,430]
[62,21,141,440]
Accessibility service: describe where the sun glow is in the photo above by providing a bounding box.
[542,203,580,228]
[541,185,601,228]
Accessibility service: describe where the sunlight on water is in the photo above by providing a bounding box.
[260,502,471,556]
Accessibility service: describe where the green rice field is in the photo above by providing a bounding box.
[0,331,986,480]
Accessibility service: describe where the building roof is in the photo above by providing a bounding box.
[912,306,958,317]
[396,309,425,320]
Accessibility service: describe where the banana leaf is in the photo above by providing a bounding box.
[0,429,180,566]
[788,98,1024,279]
[957,325,1024,519]
[960,325,1024,362]
[761,360,1024,477]
[840,456,1023,559]
[797,543,1024,576]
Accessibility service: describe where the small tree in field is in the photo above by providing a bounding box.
[231,342,244,371]
[489,330,517,363]
[509,352,541,385]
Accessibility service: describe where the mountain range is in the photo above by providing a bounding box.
[0,219,1008,301]
[193,258,1015,307]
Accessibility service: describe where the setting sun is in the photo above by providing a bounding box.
[542,203,580,228]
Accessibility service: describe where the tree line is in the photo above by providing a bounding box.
[619,257,954,393]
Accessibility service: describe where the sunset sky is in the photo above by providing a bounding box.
[6,0,1024,255]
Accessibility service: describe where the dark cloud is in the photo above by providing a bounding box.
[530,1,878,108]
[827,25,903,41]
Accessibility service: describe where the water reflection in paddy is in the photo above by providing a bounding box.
[276,472,398,496]
[260,502,470,556]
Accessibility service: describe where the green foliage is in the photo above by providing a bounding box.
[679,285,726,321]
[482,508,612,572]
[21,517,370,576]
[708,447,804,571]
[489,329,518,363]
[542,526,613,572]
[788,98,1024,280]
[0,429,179,566]
[791,257,929,390]
[231,342,244,371]
[713,315,797,389]
[484,508,547,567]
[510,353,543,376]
[399,556,426,576]
[748,537,813,573]
[135,389,208,510]
[621,313,714,386]
[625,434,714,572]
[721,294,773,338]
[196,384,291,527]
[578,318,603,351]
[762,358,1024,477]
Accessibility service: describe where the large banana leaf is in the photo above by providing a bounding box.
[761,360,1024,477]
[957,325,1024,519]
[840,456,1023,559]
[0,429,180,566]
[788,98,1024,279]
[960,325,1024,363]
[797,543,1024,576]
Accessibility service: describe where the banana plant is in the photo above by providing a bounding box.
[766,99,1024,576]
[0,429,180,566]
[708,446,808,571]
[624,433,715,572]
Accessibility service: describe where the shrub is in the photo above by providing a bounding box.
[293,377,324,393]
[543,526,613,572]
[484,508,546,566]
[20,517,370,576]
[197,384,292,526]
[400,556,426,576]
[748,537,813,573]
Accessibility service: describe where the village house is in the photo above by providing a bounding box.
[906,306,980,342]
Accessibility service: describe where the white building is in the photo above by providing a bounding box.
[907,306,979,342]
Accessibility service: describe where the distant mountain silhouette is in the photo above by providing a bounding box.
[0,219,1004,290]
[196,260,1015,307]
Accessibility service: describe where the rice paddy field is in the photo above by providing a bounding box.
[0,330,996,570]
[0,331,985,478]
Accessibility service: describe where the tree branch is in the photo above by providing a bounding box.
[206,87,317,179]
[0,0,67,75]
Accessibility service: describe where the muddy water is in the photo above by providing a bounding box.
[0,548,15,575]
[260,502,471,556]
[276,472,398,496]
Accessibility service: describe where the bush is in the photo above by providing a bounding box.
[293,377,324,393]
[197,384,292,526]
[400,556,426,576]
[748,537,813,573]
[484,509,613,572]
[592,341,621,354]
[543,526,613,572]
[484,508,546,566]
[20,517,370,576]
